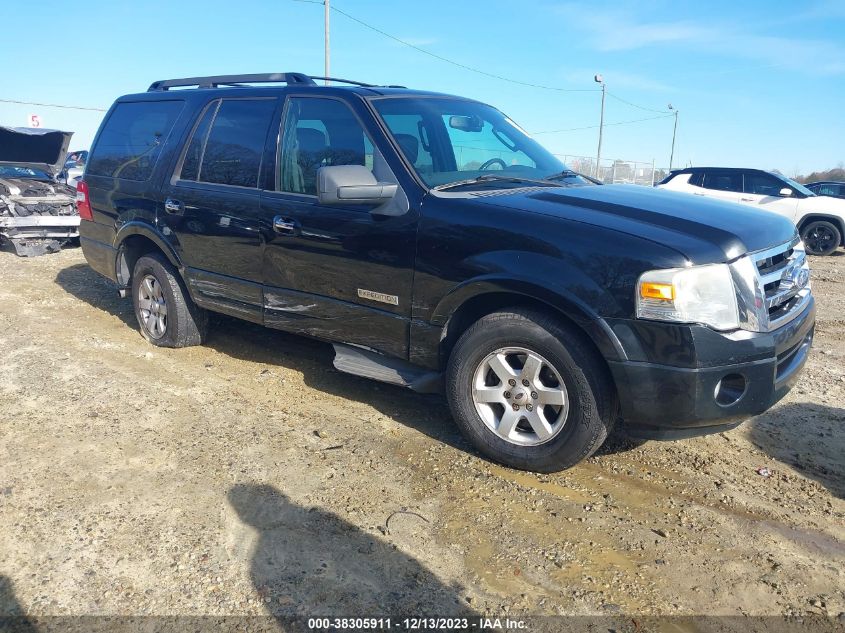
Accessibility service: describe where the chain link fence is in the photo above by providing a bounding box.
[557,154,669,186]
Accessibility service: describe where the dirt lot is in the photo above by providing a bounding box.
[0,244,843,624]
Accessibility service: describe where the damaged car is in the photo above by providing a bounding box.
[0,126,80,256]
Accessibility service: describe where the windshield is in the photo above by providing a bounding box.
[371,97,564,188]
[776,173,816,197]
[0,165,52,180]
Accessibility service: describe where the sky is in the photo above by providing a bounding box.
[2,0,843,175]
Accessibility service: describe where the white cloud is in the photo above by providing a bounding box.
[557,4,845,75]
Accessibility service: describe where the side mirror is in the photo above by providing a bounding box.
[317,165,398,206]
[779,187,793,197]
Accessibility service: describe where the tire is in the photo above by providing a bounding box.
[131,253,208,348]
[446,308,616,472]
[801,220,841,256]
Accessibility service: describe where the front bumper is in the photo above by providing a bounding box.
[0,214,80,239]
[606,296,815,439]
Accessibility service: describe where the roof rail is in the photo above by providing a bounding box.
[147,73,317,91]
[310,76,375,87]
[312,76,408,89]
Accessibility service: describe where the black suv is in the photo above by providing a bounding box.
[78,73,815,472]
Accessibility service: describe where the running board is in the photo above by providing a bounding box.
[332,344,442,394]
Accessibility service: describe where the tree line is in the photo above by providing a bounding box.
[792,164,845,184]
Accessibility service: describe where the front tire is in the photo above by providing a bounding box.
[446,308,616,472]
[801,220,841,256]
[131,253,208,347]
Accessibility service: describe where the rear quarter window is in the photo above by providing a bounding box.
[88,100,183,181]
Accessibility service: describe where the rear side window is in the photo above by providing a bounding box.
[88,100,183,181]
[702,171,742,192]
[191,99,276,188]
[179,101,219,182]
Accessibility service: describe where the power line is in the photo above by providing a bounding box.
[532,114,674,135]
[0,98,106,112]
[293,0,599,93]
[606,92,669,114]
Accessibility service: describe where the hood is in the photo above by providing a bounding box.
[806,194,845,213]
[0,126,74,177]
[472,184,798,264]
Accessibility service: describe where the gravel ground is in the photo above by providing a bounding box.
[0,244,843,623]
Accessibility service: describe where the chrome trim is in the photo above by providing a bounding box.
[730,237,811,333]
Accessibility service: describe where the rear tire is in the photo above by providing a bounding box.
[131,253,208,347]
[446,308,616,472]
[801,220,841,256]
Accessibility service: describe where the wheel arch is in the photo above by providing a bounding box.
[113,223,183,288]
[797,214,845,246]
[434,280,627,372]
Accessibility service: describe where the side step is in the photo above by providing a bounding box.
[332,344,442,394]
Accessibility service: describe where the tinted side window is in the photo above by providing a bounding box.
[744,172,783,196]
[279,97,374,195]
[687,171,703,187]
[817,184,841,196]
[179,101,219,181]
[702,171,742,192]
[199,99,276,188]
[88,100,183,181]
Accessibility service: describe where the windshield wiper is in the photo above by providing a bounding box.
[433,174,557,191]
[543,169,580,181]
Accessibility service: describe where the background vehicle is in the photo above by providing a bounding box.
[60,150,88,189]
[77,74,814,472]
[657,167,845,256]
[0,126,79,256]
[805,181,845,199]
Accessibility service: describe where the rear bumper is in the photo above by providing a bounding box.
[607,296,815,439]
[80,235,118,282]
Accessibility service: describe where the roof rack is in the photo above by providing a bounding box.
[147,73,407,92]
[313,77,407,89]
[147,73,317,91]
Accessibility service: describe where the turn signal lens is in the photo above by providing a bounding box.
[640,282,675,301]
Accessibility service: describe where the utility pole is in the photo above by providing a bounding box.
[594,74,605,181]
[324,0,330,85]
[668,103,679,171]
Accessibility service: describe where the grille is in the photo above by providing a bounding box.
[751,239,811,329]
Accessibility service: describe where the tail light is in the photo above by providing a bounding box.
[76,180,93,221]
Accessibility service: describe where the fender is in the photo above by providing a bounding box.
[430,273,627,362]
[113,221,184,287]
[797,213,845,240]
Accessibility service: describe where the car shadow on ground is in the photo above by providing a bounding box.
[227,483,476,618]
[55,263,137,330]
[0,575,37,632]
[55,263,639,461]
[748,402,845,499]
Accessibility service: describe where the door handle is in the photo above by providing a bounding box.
[273,215,297,234]
[164,198,184,214]
[740,197,754,202]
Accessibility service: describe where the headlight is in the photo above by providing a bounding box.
[636,263,739,331]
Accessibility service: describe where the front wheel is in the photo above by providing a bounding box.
[801,220,841,256]
[446,308,616,472]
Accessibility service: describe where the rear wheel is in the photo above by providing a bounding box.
[446,308,616,472]
[801,220,841,256]
[131,253,208,347]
